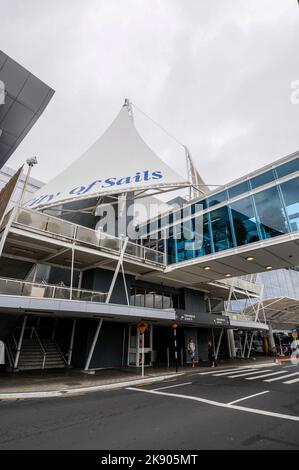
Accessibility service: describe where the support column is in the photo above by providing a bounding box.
[84,320,103,371]
[68,319,77,366]
[241,332,248,358]
[14,316,27,369]
[268,325,276,351]
[247,332,255,358]
[227,329,236,358]
[106,237,129,304]
[215,328,224,361]
[70,244,75,300]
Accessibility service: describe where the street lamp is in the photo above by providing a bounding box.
[19,157,38,207]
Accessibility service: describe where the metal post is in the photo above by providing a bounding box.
[141,332,145,377]
[121,326,126,367]
[166,348,170,368]
[106,237,129,304]
[215,328,224,361]
[19,158,37,208]
[14,316,27,369]
[173,328,178,373]
[68,318,77,366]
[181,348,184,366]
[70,244,75,300]
[121,263,130,306]
[227,329,236,358]
[247,332,255,359]
[242,332,248,358]
[84,319,103,371]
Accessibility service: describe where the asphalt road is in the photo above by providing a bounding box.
[0,362,299,450]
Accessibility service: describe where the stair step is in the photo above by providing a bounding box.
[16,338,66,370]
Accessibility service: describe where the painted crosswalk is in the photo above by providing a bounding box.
[199,364,299,385]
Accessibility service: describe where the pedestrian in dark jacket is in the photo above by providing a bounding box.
[208,340,217,367]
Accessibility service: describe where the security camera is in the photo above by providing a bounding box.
[26,156,38,167]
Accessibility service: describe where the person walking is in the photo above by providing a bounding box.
[187,338,196,368]
[208,340,217,367]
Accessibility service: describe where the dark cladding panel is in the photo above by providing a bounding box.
[0,51,54,169]
[0,57,29,96]
[18,74,52,113]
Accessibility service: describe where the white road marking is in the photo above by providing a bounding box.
[283,377,299,384]
[264,372,299,383]
[246,370,291,381]
[126,387,299,422]
[153,382,193,391]
[227,370,272,378]
[211,368,257,376]
[199,367,255,376]
[227,390,270,405]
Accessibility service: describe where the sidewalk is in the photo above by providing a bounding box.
[0,356,275,398]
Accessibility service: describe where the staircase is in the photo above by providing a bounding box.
[18,337,66,371]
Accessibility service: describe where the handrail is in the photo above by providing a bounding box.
[31,327,47,369]
[54,341,68,365]
[14,208,165,265]
[0,277,107,300]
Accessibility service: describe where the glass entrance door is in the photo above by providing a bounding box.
[128,325,153,367]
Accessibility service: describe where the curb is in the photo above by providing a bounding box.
[0,372,185,400]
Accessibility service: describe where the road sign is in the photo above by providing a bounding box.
[138,320,148,335]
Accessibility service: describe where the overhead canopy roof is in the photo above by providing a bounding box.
[244,296,299,325]
[0,51,54,169]
[26,103,189,210]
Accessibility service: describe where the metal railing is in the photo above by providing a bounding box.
[0,277,107,303]
[30,327,47,369]
[6,326,47,369]
[13,208,165,266]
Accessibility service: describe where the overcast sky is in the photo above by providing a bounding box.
[0,0,299,187]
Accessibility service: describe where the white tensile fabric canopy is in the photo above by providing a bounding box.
[25,103,189,210]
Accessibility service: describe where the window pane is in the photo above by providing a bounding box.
[207,190,228,207]
[276,158,299,179]
[145,290,155,308]
[230,197,260,246]
[228,181,250,199]
[134,288,145,307]
[250,169,276,189]
[196,213,213,256]
[280,177,299,232]
[155,294,163,309]
[163,295,171,309]
[253,187,289,239]
[210,206,233,252]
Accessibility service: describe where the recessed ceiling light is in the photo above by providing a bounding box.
[204,266,211,271]
[246,256,254,261]
[265,265,273,270]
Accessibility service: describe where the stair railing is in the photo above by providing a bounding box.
[31,328,47,369]
[54,341,68,365]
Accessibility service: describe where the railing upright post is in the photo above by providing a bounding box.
[14,316,27,369]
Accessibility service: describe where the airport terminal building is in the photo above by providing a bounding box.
[0,54,299,372]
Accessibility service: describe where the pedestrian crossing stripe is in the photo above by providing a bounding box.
[246,370,291,380]
[200,366,299,385]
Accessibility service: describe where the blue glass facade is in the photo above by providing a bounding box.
[142,155,299,264]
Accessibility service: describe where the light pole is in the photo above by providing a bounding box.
[19,157,38,207]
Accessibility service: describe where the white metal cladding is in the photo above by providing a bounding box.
[25,104,188,210]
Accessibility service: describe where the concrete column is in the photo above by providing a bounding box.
[227,329,236,358]
[268,325,276,351]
